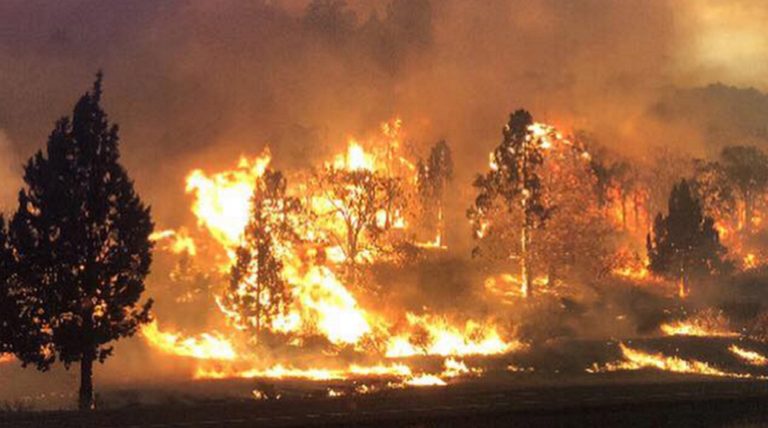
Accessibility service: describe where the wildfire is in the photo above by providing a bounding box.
[483,273,552,301]
[283,264,373,345]
[592,343,745,378]
[660,310,738,338]
[142,320,236,361]
[729,344,768,366]
[441,358,483,378]
[185,151,272,248]
[142,117,524,386]
[333,141,376,171]
[194,358,473,388]
[0,354,13,364]
[744,253,759,269]
[612,264,652,282]
[404,374,447,387]
[149,228,197,256]
[385,313,519,358]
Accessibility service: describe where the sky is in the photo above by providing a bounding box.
[0,0,766,224]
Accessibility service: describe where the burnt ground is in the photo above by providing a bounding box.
[4,337,768,427]
[2,375,768,427]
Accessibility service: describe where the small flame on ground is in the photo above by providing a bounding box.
[404,374,447,387]
[729,344,768,366]
[660,310,738,338]
[589,343,759,379]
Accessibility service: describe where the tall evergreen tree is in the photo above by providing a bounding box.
[468,110,549,297]
[222,170,299,340]
[8,73,153,410]
[647,179,728,297]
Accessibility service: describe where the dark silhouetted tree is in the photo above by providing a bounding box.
[468,110,549,297]
[222,170,299,340]
[720,145,768,234]
[417,140,453,245]
[8,73,153,410]
[0,216,53,368]
[647,180,728,297]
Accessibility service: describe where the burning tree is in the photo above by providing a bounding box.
[719,145,768,234]
[220,170,300,341]
[691,159,737,231]
[647,179,728,297]
[6,74,153,410]
[639,147,690,234]
[533,142,615,282]
[417,140,454,246]
[315,166,398,279]
[468,110,549,297]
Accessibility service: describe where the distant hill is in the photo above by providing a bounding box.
[650,83,768,151]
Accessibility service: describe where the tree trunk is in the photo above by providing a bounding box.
[745,190,753,234]
[79,350,95,411]
[633,194,641,231]
[621,192,627,230]
[436,205,444,247]
[521,223,532,298]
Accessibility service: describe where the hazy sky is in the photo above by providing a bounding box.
[0,0,766,224]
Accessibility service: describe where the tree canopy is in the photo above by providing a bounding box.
[6,73,154,410]
[647,179,729,297]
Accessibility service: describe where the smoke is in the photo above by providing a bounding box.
[0,130,21,211]
[1,0,764,224]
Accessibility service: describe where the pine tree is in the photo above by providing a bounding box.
[7,73,153,410]
[222,170,299,340]
[647,179,728,297]
[417,140,453,246]
[468,110,549,297]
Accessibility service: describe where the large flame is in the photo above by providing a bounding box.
[185,151,272,248]
[385,313,520,358]
[142,320,236,361]
[143,118,521,382]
